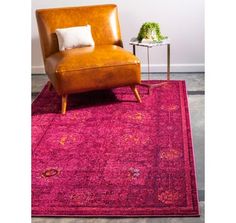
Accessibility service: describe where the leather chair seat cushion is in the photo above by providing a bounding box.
[45,45,141,95]
[46,45,139,73]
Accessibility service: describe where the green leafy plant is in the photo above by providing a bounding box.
[137,22,167,42]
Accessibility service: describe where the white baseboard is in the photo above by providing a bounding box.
[141,63,204,73]
[32,63,204,74]
[32,66,45,74]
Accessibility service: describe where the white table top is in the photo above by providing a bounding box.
[129,37,170,47]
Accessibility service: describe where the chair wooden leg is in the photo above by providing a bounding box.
[130,85,142,103]
[61,95,67,115]
[48,81,53,91]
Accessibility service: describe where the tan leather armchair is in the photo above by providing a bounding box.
[36,4,141,114]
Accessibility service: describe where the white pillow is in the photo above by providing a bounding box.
[55,25,95,51]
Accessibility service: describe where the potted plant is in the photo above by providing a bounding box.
[137,22,167,43]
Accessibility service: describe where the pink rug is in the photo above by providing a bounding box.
[32,81,199,217]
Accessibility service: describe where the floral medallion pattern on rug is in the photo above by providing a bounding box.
[32,81,199,216]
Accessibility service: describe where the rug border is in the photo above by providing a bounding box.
[180,81,200,216]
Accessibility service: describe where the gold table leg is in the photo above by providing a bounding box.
[147,46,151,94]
[167,44,170,80]
[133,45,136,55]
[147,46,150,81]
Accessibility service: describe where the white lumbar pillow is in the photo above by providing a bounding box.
[55,25,95,51]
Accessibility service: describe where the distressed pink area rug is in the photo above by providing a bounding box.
[32,81,199,217]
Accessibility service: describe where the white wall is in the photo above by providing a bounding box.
[32,0,204,73]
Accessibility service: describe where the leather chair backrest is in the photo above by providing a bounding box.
[36,4,123,60]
